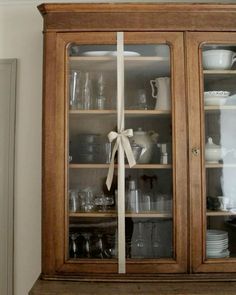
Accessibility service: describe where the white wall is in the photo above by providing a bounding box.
[0,1,236,295]
[0,4,43,295]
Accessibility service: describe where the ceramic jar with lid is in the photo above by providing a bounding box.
[132,128,158,163]
[205,137,226,163]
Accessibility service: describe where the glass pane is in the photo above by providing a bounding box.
[124,44,174,259]
[67,44,118,260]
[202,44,236,259]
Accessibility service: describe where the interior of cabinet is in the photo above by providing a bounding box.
[202,44,236,260]
[67,41,174,263]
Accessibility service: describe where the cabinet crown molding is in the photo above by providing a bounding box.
[38,3,236,32]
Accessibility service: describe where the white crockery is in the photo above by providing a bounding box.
[203,49,236,70]
[205,137,229,163]
[204,97,227,106]
[204,91,230,99]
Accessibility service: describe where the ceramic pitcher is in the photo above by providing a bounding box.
[150,77,171,110]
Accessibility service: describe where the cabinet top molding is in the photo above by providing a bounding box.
[38,3,236,14]
[38,3,236,33]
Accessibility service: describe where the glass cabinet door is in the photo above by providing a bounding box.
[123,33,187,273]
[188,32,236,273]
[65,33,119,274]
[124,43,173,259]
[51,32,187,275]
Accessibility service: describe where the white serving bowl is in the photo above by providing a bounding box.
[203,49,236,70]
[204,91,230,99]
[204,97,227,106]
[204,91,229,106]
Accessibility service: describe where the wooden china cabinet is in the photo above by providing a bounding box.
[35,2,236,287]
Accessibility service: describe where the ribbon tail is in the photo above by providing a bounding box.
[121,136,136,167]
[106,141,119,190]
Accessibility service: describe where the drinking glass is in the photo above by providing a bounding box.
[79,190,94,212]
[131,222,147,258]
[69,70,81,109]
[137,89,148,110]
[95,72,106,110]
[82,233,92,258]
[69,190,79,212]
[81,72,93,110]
[69,233,79,258]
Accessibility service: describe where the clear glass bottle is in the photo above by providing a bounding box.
[82,72,92,110]
[96,73,106,110]
[126,179,141,213]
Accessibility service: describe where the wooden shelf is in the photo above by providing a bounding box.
[207,210,236,216]
[69,56,170,75]
[205,106,236,112]
[69,110,116,115]
[69,110,171,116]
[70,212,116,218]
[125,212,172,218]
[70,56,169,62]
[125,110,171,116]
[203,70,236,75]
[69,211,172,218]
[69,163,172,169]
[205,163,236,168]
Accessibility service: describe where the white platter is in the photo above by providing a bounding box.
[81,51,140,57]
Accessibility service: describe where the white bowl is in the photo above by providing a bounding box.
[204,97,227,106]
[204,91,230,99]
[203,49,236,70]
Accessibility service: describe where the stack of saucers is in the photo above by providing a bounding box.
[206,230,230,258]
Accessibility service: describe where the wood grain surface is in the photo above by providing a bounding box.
[30,279,236,295]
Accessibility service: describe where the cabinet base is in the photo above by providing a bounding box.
[29,278,236,295]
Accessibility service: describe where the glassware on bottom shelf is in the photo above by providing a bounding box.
[131,222,147,258]
[69,231,117,259]
[127,219,173,259]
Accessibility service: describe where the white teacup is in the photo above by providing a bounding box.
[207,196,230,211]
[203,49,236,70]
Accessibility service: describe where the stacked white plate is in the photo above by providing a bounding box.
[206,230,230,258]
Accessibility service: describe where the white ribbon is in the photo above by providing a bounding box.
[106,129,136,190]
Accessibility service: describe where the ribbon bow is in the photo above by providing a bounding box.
[106,129,136,190]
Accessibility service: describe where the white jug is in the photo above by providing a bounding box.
[150,77,171,110]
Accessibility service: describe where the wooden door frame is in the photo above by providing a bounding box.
[186,32,236,273]
[42,31,188,278]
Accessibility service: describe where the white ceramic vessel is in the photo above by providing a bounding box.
[132,128,158,163]
[205,137,226,163]
[203,49,236,70]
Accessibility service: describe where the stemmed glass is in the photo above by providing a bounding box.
[82,233,92,258]
[91,233,104,258]
[152,223,160,258]
[96,73,106,110]
[132,222,147,258]
[69,71,81,109]
[69,233,80,258]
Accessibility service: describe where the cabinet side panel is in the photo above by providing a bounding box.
[42,32,64,275]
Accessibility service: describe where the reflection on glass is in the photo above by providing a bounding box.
[68,43,117,260]
[203,44,236,259]
[123,43,173,260]
[124,44,170,110]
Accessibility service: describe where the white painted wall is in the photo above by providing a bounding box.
[0,4,43,295]
[0,1,236,295]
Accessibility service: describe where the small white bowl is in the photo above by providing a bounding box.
[204,97,227,106]
[203,49,236,70]
[204,91,230,99]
